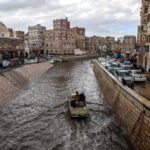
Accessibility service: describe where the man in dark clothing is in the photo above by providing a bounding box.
[79,92,86,106]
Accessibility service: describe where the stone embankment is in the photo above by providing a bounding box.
[93,61,150,150]
[0,62,53,107]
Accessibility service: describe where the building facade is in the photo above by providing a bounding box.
[137,0,150,71]
[123,36,136,53]
[44,18,81,55]
[44,29,75,55]
[71,27,86,51]
[0,21,24,61]
[85,36,106,53]
[113,35,136,57]
[28,24,46,55]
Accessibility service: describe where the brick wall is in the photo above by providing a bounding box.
[93,61,150,150]
[0,62,53,107]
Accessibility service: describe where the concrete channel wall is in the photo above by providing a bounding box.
[0,62,53,107]
[60,54,99,61]
[93,61,150,150]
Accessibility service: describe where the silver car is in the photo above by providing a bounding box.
[130,70,146,82]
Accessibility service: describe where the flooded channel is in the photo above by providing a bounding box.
[0,61,134,150]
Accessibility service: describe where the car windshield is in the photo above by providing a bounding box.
[111,63,120,68]
[134,71,143,74]
[124,61,131,65]
[119,71,130,77]
[122,66,131,70]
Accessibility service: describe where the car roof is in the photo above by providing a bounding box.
[131,70,142,73]
[118,70,129,72]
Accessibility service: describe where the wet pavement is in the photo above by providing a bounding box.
[0,61,134,150]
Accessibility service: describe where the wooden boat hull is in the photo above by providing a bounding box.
[69,96,89,118]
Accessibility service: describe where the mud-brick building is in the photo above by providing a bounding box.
[0,21,25,61]
[85,36,106,53]
[71,27,86,51]
[28,24,46,55]
[137,0,150,71]
[44,18,76,55]
[0,38,24,60]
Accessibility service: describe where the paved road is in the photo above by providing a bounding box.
[0,61,134,150]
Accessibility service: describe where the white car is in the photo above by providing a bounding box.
[30,58,38,63]
[2,60,10,68]
[130,70,146,82]
[24,58,37,64]
[49,59,55,64]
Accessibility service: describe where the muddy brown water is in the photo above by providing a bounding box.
[0,61,135,150]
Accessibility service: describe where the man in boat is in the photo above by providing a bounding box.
[79,92,86,106]
[75,91,80,101]
[71,91,80,107]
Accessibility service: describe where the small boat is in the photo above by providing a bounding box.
[69,93,89,118]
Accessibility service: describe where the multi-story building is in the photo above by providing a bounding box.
[113,36,136,57]
[105,36,115,53]
[28,24,46,55]
[44,29,75,55]
[53,18,70,30]
[123,36,136,53]
[44,18,76,55]
[14,31,25,40]
[8,28,14,37]
[71,27,86,51]
[137,0,150,71]
[85,36,106,53]
[106,36,115,44]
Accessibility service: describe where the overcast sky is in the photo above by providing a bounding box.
[0,0,141,37]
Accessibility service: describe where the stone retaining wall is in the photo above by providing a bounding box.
[60,54,99,61]
[93,61,150,150]
[0,62,53,107]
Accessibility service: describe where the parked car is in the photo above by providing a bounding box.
[113,68,122,77]
[30,58,38,63]
[24,58,38,64]
[101,62,110,69]
[49,59,55,64]
[121,64,132,70]
[108,67,114,74]
[110,62,121,68]
[1,60,10,69]
[115,70,134,88]
[46,56,53,60]
[129,70,147,82]
[54,58,62,62]
[123,61,132,66]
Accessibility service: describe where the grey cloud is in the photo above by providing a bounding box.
[0,0,60,11]
[0,0,141,37]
